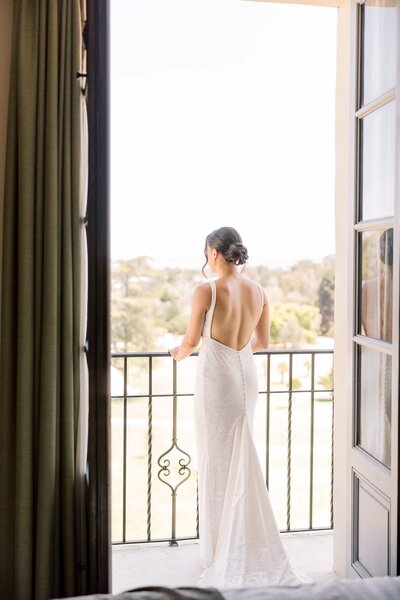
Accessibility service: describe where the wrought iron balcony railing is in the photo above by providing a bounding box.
[111,348,334,546]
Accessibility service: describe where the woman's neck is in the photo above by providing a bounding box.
[216,264,239,278]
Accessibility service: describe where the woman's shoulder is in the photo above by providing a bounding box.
[195,280,213,292]
[192,281,213,306]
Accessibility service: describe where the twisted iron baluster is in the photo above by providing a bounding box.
[147,356,153,541]
[287,353,293,531]
[123,356,127,543]
[330,388,334,529]
[196,478,199,539]
[309,353,315,530]
[266,354,271,490]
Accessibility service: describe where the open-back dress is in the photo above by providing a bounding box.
[193,280,310,589]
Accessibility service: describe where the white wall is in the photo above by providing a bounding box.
[0,0,14,288]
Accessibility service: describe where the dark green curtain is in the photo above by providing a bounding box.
[0,1,88,599]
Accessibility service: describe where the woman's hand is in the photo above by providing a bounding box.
[168,346,180,360]
[168,341,196,361]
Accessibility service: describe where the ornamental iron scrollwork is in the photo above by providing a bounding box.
[157,441,192,546]
[157,443,192,493]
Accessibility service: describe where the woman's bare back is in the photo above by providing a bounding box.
[208,276,265,351]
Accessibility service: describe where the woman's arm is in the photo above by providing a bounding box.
[251,287,270,353]
[168,284,210,361]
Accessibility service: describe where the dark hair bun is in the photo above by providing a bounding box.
[202,226,249,276]
[225,242,249,266]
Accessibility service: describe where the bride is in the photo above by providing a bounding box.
[169,226,310,589]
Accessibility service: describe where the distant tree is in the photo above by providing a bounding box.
[270,303,320,347]
[291,378,302,390]
[295,305,321,342]
[318,266,335,336]
[318,367,334,390]
[156,297,187,335]
[111,258,201,351]
[111,257,162,351]
[111,296,157,352]
[303,359,311,377]
[277,361,288,384]
[279,314,306,348]
[279,260,323,305]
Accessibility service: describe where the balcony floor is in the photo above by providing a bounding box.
[112,530,337,594]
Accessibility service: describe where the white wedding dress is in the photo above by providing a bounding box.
[193,280,311,589]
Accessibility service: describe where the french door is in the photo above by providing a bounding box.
[348,0,399,577]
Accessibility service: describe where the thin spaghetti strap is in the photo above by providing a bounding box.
[202,280,216,338]
[209,280,216,312]
[258,282,265,303]
[257,282,265,317]
[209,280,216,339]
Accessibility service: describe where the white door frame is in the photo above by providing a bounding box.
[331,0,356,579]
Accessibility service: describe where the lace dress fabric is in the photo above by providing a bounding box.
[193,280,311,589]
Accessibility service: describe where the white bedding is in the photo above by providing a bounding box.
[56,576,400,600]
[222,576,400,600]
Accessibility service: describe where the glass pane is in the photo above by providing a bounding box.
[359,228,393,343]
[358,346,391,468]
[361,0,396,106]
[361,100,395,220]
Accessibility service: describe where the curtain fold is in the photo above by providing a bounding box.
[0,1,89,598]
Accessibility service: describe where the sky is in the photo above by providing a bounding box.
[110,0,337,269]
